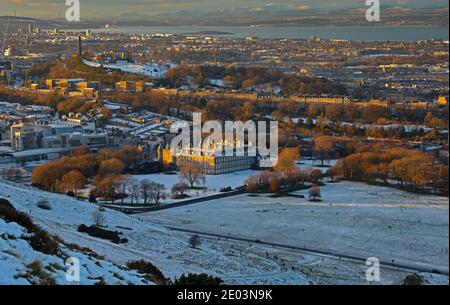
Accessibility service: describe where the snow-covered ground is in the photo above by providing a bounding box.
[0,217,150,285]
[84,60,172,78]
[130,160,335,203]
[0,180,430,285]
[140,181,449,275]
[299,159,338,173]
[132,170,257,203]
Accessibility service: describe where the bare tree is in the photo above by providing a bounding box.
[2,167,24,182]
[92,209,106,227]
[171,182,189,198]
[149,182,166,205]
[140,179,153,204]
[189,234,201,249]
[119,176,132,204]
[309,184,322,201]
[127,180,140,205]
[178,159,206,188]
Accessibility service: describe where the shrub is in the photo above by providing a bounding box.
[65,243,104,260]
[0,199,59,255]
[0,200,35,232]
[27,261,56,285]
[236,185,247,192]
[220,186,232,193]
[89,192,97,203]
[126,260,167,284]
[77,224,126,244]
[27,227,59,255]
[171,182,189,199]
[174,273,223,285]
[402,273,424,285]
[37,200,51,210]
[93,277,107,285]
[0,198,15,210]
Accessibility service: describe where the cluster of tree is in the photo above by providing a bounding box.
[104,90,173,115]
[0,167,27,182]
[55,97,97,114]
[27,56,152,86]
[164,64,346,95]
[312,135,372,165]
[332,147,448,194]
[364,126,444,142]
[105,177,166,205]
[0,85,63,110]
[246,148,323,193]
[423,112,448,129]
[0,85,102,115]
[297,103,448,127]
[138,45,251,66]
[31,145,142,194]
[275,104,447,144]
[355,54,449,66]
[252,103,447,149]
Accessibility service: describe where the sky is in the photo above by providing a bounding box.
[0,0,448,19]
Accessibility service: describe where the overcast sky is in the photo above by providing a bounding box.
[0,0,448,19]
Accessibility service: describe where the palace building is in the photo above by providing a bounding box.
[157,144,257,175]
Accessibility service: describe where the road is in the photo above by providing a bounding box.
[162,225,450,276]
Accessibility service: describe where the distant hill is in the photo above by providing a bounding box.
[0,16,100,32]
[1,7,448,31]
[112,7,449,27]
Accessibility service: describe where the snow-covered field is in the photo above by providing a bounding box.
[132,170,257,203]
[140,181,449,274]
[131,160,334,203]
[84,60,172,78]
[299,159,337,173]
[1,179,436,285]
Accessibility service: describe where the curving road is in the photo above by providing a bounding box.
[163,225,449,276]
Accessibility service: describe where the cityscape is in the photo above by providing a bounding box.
[0,0,448,292]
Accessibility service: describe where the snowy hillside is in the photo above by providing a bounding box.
[0,207,151,285]
[0,180,309,284]
[1,180,446,285]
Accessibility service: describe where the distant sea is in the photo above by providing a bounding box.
[90,25,449,41]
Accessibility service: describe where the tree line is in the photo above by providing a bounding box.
[164,64,346,95]
[31,145,141,195]
[331,147,448,195]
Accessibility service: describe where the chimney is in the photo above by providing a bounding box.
[77,36,82,56]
